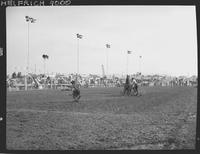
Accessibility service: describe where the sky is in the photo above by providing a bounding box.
[6,6,198,76]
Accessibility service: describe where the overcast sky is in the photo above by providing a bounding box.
[7,6,197,76]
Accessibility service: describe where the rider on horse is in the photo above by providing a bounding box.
[123,75,131,96]
[130,77,138,96]
[71,79,81,102]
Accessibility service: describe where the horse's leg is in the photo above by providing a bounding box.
[123,85,127,96]
[128,89,131,96]
[127,86,130,96]
[122,87,125,95]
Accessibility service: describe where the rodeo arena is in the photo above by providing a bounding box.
[6,9,198,150]
[7,67,198,150]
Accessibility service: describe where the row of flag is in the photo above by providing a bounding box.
[24,16,141,57]
[76,33,142,56]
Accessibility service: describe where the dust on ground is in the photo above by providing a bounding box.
[6,86,197,150]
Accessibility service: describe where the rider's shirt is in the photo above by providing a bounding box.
[130,79,137,85]
[133,79,137,84]
[72,84,79,91]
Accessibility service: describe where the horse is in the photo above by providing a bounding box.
[122,75,132,96]
[123,76,139,96]
[71,80,81,102]
[72,87,81,102]
[123,83,132,96]
[130,82,138,96]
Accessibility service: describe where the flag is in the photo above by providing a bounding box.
[127,50,132,54]
[106,44,110,48]
[42,54,49,59]
[77,33,83,39]
[31,18,36,23]
[25,16,29,22]
[25,16,36,23]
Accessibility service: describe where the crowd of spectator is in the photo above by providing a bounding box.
[7,71,198,91]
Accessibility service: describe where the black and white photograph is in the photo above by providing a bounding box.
[5,4,198,150]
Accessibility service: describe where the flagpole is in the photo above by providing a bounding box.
[76,33,82,83]
[44,58,45,75]
[126,51,128,75]
[139,56,142,74]
[35,64,36,74]
[106,47,108,76]
[105,44,110,77]
[77,37,79,75]
[25,16,36,90]
[27,21,30,75]
[25,18,30,91]
[25,21,29,90]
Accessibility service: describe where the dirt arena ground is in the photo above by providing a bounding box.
[6,86,197,150]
